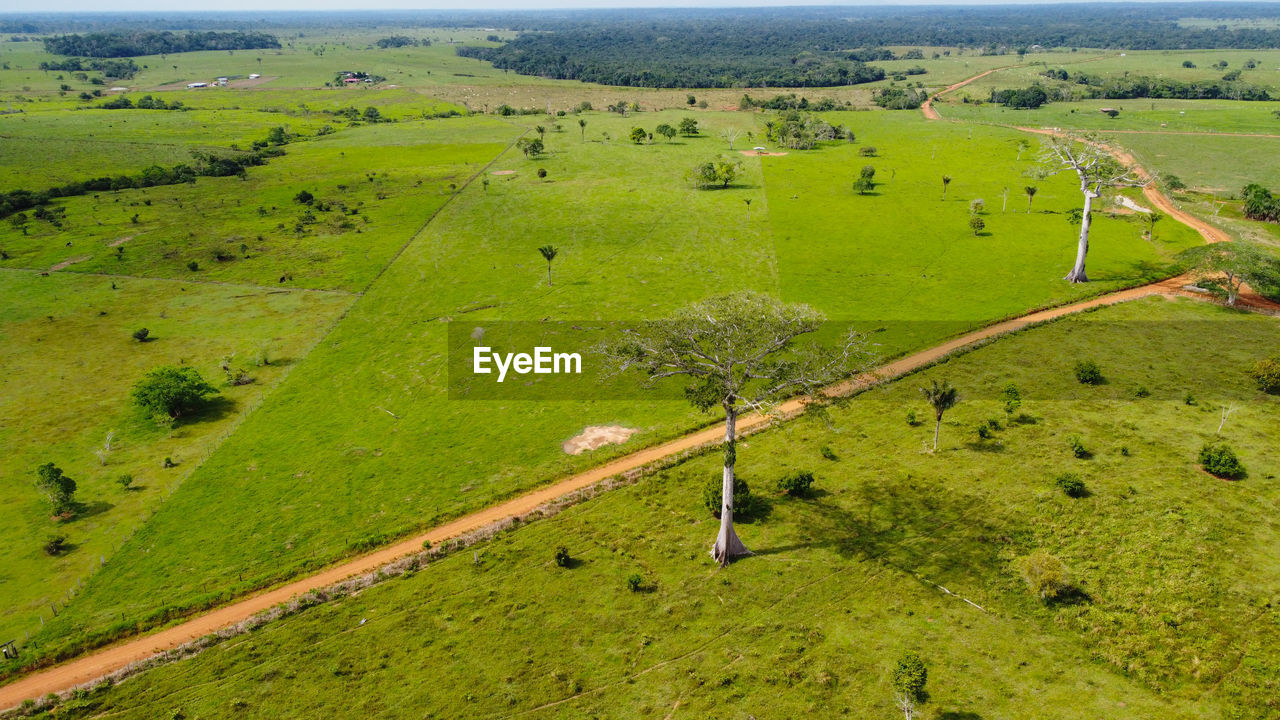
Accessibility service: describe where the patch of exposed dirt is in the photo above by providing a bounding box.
[492,170,517,176]
[49,256,90,272]
[563,425,639,455]
[108,236,133,247]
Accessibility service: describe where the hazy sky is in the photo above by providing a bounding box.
[0,0,1190,13]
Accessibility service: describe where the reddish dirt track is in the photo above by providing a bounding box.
[3,69,1278,712]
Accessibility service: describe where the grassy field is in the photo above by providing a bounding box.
[939,98,1280,136]
[9,105,1207,668]
[31,296,1280,719]
[0,117,517,290]
[0,270,353,647]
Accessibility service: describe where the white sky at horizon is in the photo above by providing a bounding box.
[0,0,1235,15]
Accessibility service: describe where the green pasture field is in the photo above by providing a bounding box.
[36,297,1280,719]
[14,107,1207,667]
[1113,133,1280,192]
[0,270,353,647]
[0,117,518,291]
[938,98,1280,136]
[955,49,1280,99]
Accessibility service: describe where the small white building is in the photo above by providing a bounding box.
[248,73,260,79]
[187,82,207,89]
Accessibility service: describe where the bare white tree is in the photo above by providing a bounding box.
[1035,134,1145,283]
[720,128,743,151]
[603,292,877,566]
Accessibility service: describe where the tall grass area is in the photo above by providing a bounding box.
[10,108,1209,668]
[0,270,353,647]
[36,297,1280,719]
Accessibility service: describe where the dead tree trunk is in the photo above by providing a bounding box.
[1065,180,1097,283]
[712,402,750,567]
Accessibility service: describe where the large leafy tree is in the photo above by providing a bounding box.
[1034,133,1143,283]
[604,292,877,566]
[35,463,77,517]
[131,366,219,421]
[1182,241,1280,306]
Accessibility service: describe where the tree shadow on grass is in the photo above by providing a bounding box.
[69,500,113,522]
[1045,586,1093,608]
[174,395,237,427]
[939,712,985,720]
[755,479,1012,583]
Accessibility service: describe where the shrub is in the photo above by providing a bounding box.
[775,470,815,497]
[905,410,919,426]
[293,189,314,205]
[1018,551,1071,600]
[625,573,643,592]
[1067,435,1091,459]
[1133,385,1151,399]
[132,366,219,421]
[1074,360,1104,385]
[162,456,176,468]
[554,546,571,567]
[536,168,548,179]
[116,473,133,490]
[1002,382,1022,415]
[1055,473,1087,498]
[131,327,150,342]
[1200,443,1246,479]
[1250,356,1280,394]
[820,445,838,461]
[186,260,199,272]
[703,474,753,518]
[976,423,994,440]
[43,534,69,556]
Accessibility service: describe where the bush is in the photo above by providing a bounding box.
[536,168,548,179]
[976,423,994,440]
[131,327,150,342]
[625,573,644,592]
[35,462,77,516]
[1018,551,1071,600]
[1250,356,1280,394]
[820,445,838,461]
[132,366,219,421]
[1200,443,1246,479]
[703,474,754,518]
[116,473,134,490]
[186,260,199,272]
[43,534,69,556]
[1067,435,1091,459]
[1055,472,1087,498]
[905,410,919,426]
[1074,360,1104,385]
[554,546,571,568]
[775,470,815,497]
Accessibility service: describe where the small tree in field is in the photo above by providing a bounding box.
[892,652,928,720]
[629,126,647,144]
[131,366,219,421]
[1024,185,1037,212]
[854,166,876,195]
[35,463,77,517]
[679,117,699,136]
[538,245,559,286]
[921,379,959,451]
[1182,242,1280,307]
[577,117,587,141]
[969,216,985,235]
[656,123,676,142]
[941,175,952,199]
[603,292,877,566]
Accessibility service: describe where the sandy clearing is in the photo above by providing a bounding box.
[107,236,133,248]
[492,170,517,175]
[563,426,639,455]
[48,256,90,272]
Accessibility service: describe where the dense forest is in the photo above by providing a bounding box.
[452,5,1280,88]
[36,57,139,78]
[990,67,1274,108]
[42,31,280,57]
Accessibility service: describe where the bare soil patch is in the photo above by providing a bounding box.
[108,236,133,247]
[491,170,517,176]
[49,256,90,272]
[563,425,639,455]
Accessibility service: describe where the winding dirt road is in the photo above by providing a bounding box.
[920,65,1020,120]
[3,69,1277,712]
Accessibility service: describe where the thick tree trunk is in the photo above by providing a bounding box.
[1065,185,1096,283]
[712,404,750,567]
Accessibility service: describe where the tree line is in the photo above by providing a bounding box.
[37,57,139,78]
[42,30,280,58]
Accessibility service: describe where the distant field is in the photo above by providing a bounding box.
[0,270,353,646]
[18,107,1206,667]
[40,297,1280,719]
[0,118,517,291]
[939,98,1280,136]
[1120,133,1280,192]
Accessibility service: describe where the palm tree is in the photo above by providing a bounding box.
[578,118,587,141]
[921,379,960,451]
[941,175,952,199]
[538,245,558,286]
[535,125,546,141]
[1024,185,1038,213]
